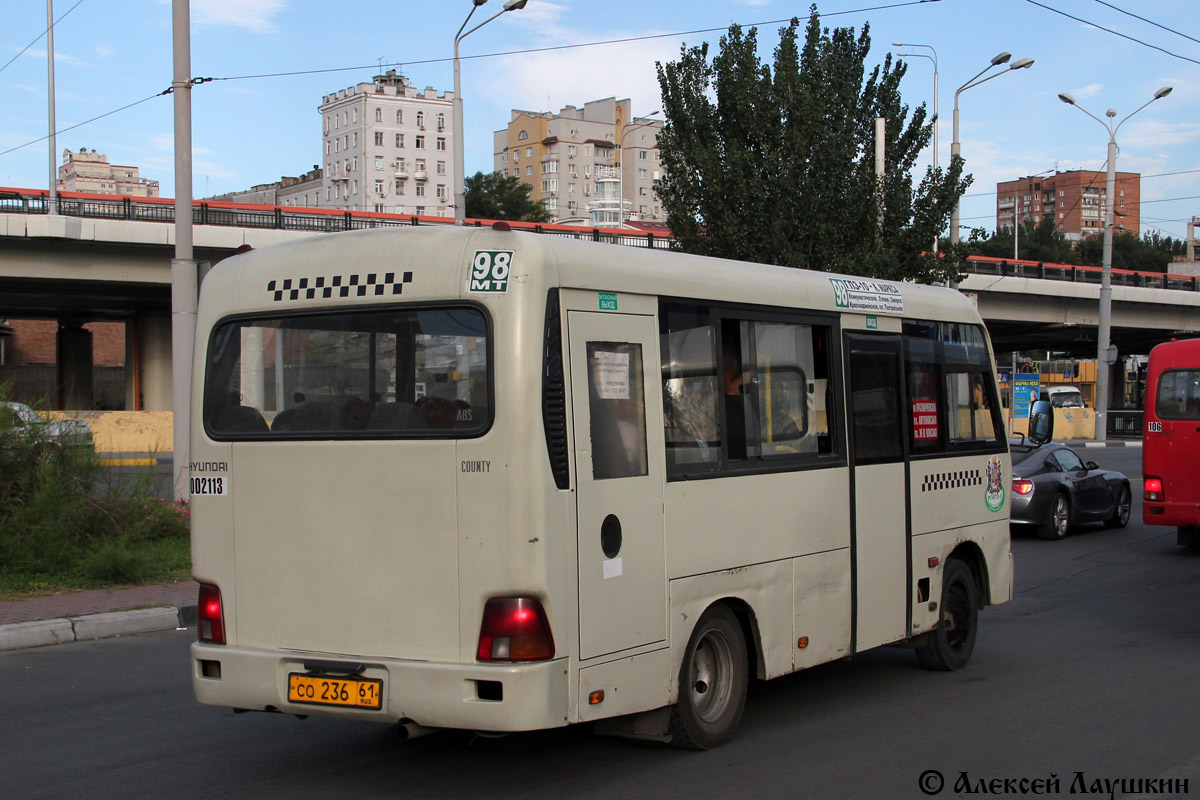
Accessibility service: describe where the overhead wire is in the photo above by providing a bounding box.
[1023,0,1200,66]
[1090,0,1200,47]
[0,0,87,77]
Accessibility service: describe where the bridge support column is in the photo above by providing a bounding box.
[56,321,93,410]
[126,314,173,411]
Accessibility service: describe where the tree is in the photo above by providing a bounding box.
[1076,230,1186,272]
[654,6,970,283]
[463,171,551,223]
[964,216,1078,265]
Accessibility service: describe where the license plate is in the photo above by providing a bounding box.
[287,673,383,710]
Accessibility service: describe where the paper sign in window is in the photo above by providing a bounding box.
[593,350,631,400]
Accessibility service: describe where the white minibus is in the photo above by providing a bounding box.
[190,224,1012,748]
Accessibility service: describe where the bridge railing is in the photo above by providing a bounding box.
[0,186,672,251]
[962,255,1199,292]
[2,186,1192,283]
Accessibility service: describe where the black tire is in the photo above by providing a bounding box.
[916,559,978,671]
[1104,485,1132,528]
[1037,492,1071,540]
[667,604,748,750]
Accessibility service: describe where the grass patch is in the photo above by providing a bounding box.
[0,393,190,596]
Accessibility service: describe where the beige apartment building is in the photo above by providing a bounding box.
[56,148,159,197]
[996,169,1140,242]
[492,97,665,226]
[320,70,455,216]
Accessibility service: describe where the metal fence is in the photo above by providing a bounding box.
[962,257,1199,292]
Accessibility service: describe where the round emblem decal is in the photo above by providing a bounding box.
[985,456,1005,512]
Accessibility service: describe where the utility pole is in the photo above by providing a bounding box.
[46,0,57,212]
[171,0,198,499]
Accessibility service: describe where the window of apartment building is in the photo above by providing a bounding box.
[416,206,425,215]
[376,157,385,171]
[417,112,425,129]
[639,186,648,196]
[416,183,425,197]
[352,132,358,147]
[375,180,384,194]
[568,182,576,193]
[375,108,382,122]
[639,168,648,178]
[436,137,446,151]
[395,179,406,195]
[527,165,533,175]
[513,149,520,162]
[352,157,358,171]
[396,110,403,124]
[326,142,331,155]
[436,184,446,200]
[501,152,508,164]
[519,130,528,140]
[397,158,406,173]
[541,179,558,192]
[374,203,384,212]
[639,150,648,160]
[640,205,648,215]
[437,113,445,131]
[542,161,557,174]
[352,179,358,194]
[396,133,404,147]
[436,161,446,175]
[416,159,426,172]
[352,109,358,123]
[375,132,384,146]
[526,147,533,157]
[596,147,612,160]
[568,145,577,157]
[545,197,558,210]
[415,135,425,149]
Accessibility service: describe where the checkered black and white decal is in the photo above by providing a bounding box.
[921,470,983,493]
[267,271,413,302]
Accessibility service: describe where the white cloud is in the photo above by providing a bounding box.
[153,0,286,34]
[1122,119,1200,150]
[1071,83,1104,100]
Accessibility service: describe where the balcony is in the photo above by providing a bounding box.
[414,171,428,181]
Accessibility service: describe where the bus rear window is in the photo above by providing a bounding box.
[204,306,490,438]
[1156,369,1200,420]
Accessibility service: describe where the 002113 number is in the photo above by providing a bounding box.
[190,476,227,496]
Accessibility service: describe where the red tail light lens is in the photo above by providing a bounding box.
[1144,477,1164,502]
[198,583,226,645]
[1013,478,1035,496]
[476,597,554,662]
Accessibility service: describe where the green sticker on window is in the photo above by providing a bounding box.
[599,292,618,311]
[866,316,879,329]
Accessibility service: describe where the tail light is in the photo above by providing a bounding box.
[1144,477,1164,502]
[1013,478,1035,495]
[476,597,554,662]
[198,583,226,645]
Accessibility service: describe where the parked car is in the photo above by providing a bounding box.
[0,401,94,454]
[1010,441,1131,539]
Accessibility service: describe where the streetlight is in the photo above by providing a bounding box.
[1058,85,1173,442]
[948,52,1034,249]
[453,0,528,226]
[893,42,938,251]
[616,111,660,226]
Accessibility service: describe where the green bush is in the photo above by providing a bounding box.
[0,393,190,595]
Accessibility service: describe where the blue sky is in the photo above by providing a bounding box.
[1,0,1197,240]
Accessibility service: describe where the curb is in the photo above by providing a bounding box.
[0,604,196,651]
[1079,441,1142,448]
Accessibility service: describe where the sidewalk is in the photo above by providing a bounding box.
[0,581,196,651]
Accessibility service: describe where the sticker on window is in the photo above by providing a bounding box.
[468,250,513,293]
[912,400,939,441]
[592,350,631,400]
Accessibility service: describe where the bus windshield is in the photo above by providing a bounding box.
[203,306,490,438]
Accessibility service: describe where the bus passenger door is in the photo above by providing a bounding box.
[567,311,667,661]
[845,333,910,652]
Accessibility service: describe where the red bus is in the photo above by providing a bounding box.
[1143,338,1200,547]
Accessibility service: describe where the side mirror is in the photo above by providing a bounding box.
[1086,461,1099,470]
[1028,399,1054,445]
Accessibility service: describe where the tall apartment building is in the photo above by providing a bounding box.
[492,98,665,225]
[996,170,1140,241]
[320,70,455,216]
[56,148,159,197]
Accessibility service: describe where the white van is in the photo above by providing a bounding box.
[1042,386,1086,408]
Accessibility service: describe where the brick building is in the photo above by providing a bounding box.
[996,170,1140,241]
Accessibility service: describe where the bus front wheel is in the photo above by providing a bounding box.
[917,559,978,672]
[667,604,748,750]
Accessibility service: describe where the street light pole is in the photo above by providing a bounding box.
[453,0,527,226]
[616,111,659,226]
[1058,86,1173,442]
[949,53,1034,249]
[894,44,937,251]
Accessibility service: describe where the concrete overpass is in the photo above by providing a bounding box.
[2,189,1199,413]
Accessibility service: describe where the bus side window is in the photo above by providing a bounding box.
[587,342,649,480]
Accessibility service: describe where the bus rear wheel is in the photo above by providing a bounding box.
[667,605,748,750]
[917,559,978,672]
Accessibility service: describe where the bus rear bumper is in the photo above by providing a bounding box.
[1144,502,1200,531]
[191,642,569,732]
